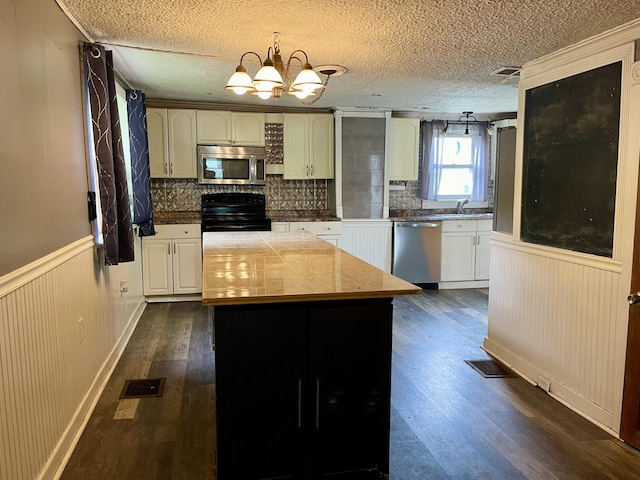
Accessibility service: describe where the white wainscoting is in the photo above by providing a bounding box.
[484,238,628,433]
[0,236,144,480]
[339,220,393,272]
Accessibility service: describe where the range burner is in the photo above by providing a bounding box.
[201,193,271,232]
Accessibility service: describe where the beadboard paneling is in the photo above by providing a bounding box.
[339,220,393,272]
[0,237,144,480]
[484,240,626,430]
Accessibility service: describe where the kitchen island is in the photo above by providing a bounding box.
[202,231,421,480]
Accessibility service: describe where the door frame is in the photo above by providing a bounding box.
[620,169,640,449]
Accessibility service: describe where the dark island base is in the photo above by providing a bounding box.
[213,298,394,480]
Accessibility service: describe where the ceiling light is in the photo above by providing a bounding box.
[225,33,346,105]
[459,111,477,137]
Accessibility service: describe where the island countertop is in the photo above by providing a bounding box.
[202,231,422,306]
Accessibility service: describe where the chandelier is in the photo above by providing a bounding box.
[225,33,346,105]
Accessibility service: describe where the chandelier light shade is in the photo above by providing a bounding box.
[224,65,256,95]
[290,63,325,93]
[225,33,346,105]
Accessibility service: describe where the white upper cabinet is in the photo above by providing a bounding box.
[231,112,265,145]
[147,108,169,178]
[283,113,334,179]
[196,110,231,144]
[196,111,265,146]
[388,117,420,181]
[283,114,309,178]
[147,108,197,178]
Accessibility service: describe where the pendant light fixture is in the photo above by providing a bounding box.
[459,111,477,137]
[225,33,347,105]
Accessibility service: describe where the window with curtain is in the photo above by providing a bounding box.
[83,43,134,265]
[420,120,489,202]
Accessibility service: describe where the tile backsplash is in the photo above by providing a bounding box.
[152,123,328,213]
[151,177,328,212]
[151,122,493,216]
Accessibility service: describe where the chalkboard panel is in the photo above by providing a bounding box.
[521,61,622,257]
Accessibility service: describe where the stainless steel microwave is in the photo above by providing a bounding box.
[197,145,266,185]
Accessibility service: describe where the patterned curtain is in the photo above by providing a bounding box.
[83,43,134,265]
[126,89,155,236]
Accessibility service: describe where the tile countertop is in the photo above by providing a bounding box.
[201,231,421,306]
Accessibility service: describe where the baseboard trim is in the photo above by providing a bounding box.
[46,299,146,480]
[145,294,202,303]
[482,337,617,437]
[438,280,489,290]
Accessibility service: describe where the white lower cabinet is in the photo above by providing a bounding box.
[441,219,492,283]
[475,230,492,280]
[142,224,202,296]
[271,221,341,246]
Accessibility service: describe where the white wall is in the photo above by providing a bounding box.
[0,0,146,478]
[485,20,640,435]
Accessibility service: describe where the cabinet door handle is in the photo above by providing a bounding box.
[476,235,480,245]
[167,243,171,255]
[315,378,320,429]
[170,162,174,175]
[310,164,314,176]
[173,243,176,254]
[297,377,302,429]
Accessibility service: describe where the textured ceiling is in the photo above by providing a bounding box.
[58,0,640,117]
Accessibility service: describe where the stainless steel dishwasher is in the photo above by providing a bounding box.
[392,221,442,284]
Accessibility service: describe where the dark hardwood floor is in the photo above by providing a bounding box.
[61,289,640,479]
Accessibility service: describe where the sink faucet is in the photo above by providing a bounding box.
[456,198,469,214]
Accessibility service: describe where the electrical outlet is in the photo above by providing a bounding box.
[120,280,128,293]
[78,317,85,344]
[538,376,551,393]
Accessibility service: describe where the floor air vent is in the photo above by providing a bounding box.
[465,360,516,378]
[119,378,166,399]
